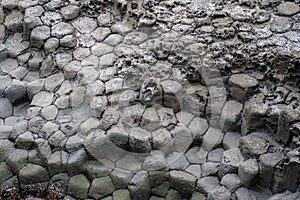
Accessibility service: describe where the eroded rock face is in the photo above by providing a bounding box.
[0,0,299,199]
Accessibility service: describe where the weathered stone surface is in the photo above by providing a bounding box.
[229,74,258,101]
[18,163,49,184]
[129,127,152,153]
[220,100,243,131]
[238,159,259,187]
[61,5,80,20]
[219,148,244,178]
[171,123,193,152]
[15,131,34,150]
[51,22,75,38]
[30,26,50,48]
[201,162,219,177]
[169,170,196,195]
[259,153,284,188]
[72,16,97,34]
[89,176,115,199]
[5,79,27,104]
[6,149,28,173]
[167,152,189,170]
[4,11,23,32]
[197,176,220,194]
[207,186,231,200]
[0,162,13,184]
[277,2,300,16]
[31,91,53,107]
[220,173,241,191]
[143,151,167,171]
[68,174,90,199]
[67,148,88,176]
[0,98,13,118]
[202,127,224,151]
[128,170,151,200]
[113,189,131,200]
[111,168,134,189]
[240,135,269,157]
[223,132,241,150]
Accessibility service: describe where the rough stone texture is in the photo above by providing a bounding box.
[240,135,269,157]
[5,79,27,104]
[169,170,196,195]
[220,100,243,132]
[0,98,13,118]
[238,159,259,187]
[202,127,224,151]
[219,148,244,178]
[68,174,90,199]
[18,163,49,184]
[197,176,220,194]
[89,176,115,199]
[128,170,151,200]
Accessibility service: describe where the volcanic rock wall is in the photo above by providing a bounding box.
[0,0,299,199]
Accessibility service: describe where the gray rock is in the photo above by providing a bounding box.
[61,5,80,20]
[76,66,99,85]
[167,152,189,170]
[208,186,231,200]
[85,160,110,180]
[4,11,23,32]
[67,148,88,176]
[41,105,58,120]
[219,148,244,178]
[240,135,269,157]
[129,127,152,153]
[68,174,90,199]
[171,123,193,152]
[31,91,53,107]
[0,44,8,62]
[89,96,108,117]
[0,58,18,73]
[63,60,82,79]
[111,168,134,189]
[0,98,13,118]
[176,111,194,127]
[45,73,64,92]
[128,170,151,200]
[30,26,50,48]
[65,134,84,151]
[111,21,133,35]
[169,170,196,195]
[60,35,77,48]
[259,153,284,188]
[0,162,13,184]
[48,151,68,176]
[122,104,145,127]
[70,86,86,108]
[51,22,75,38]
[15,131,34,150]
[104,34,124,46]
[0,125,12,139]
[234,187,256,200]
[197,176,220,194]
[18,163,49,184]
[24,5,44,18]
[277,2,300,16]
[118,89,139,107]
[201,162,220,177]
[41,11,63,26]
[152,182,170,197]
[5,79,27,104]
[2,0,18,9]
[152,128,173,154]
[77,34,95,48]
[91,27,111,42]
[113,189,131,200]
[220,100,243,132]
[0,75,12,95]
[208,148,224,163]
[89,176,115,199]
[18,0,39,10]
[91,43,113,57]
[48,130,66,148]
[165,189,182,200]
[223,132,241,150]
[107,126,129,150]
[143,150,168,171]
[73,47,91,61]
[270,16,291,33]
[221,173,241,191]
[185,147,207,164]
[72,16,97,34]
[229,74,258,101]
[186,164,202,178]
[157,107,177,129]
[202,127,224,151]
[6,149,28,173]
[0,139,14,162]
[267,191,300,200]
[161,80,183,112]
[238,159,259,187]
